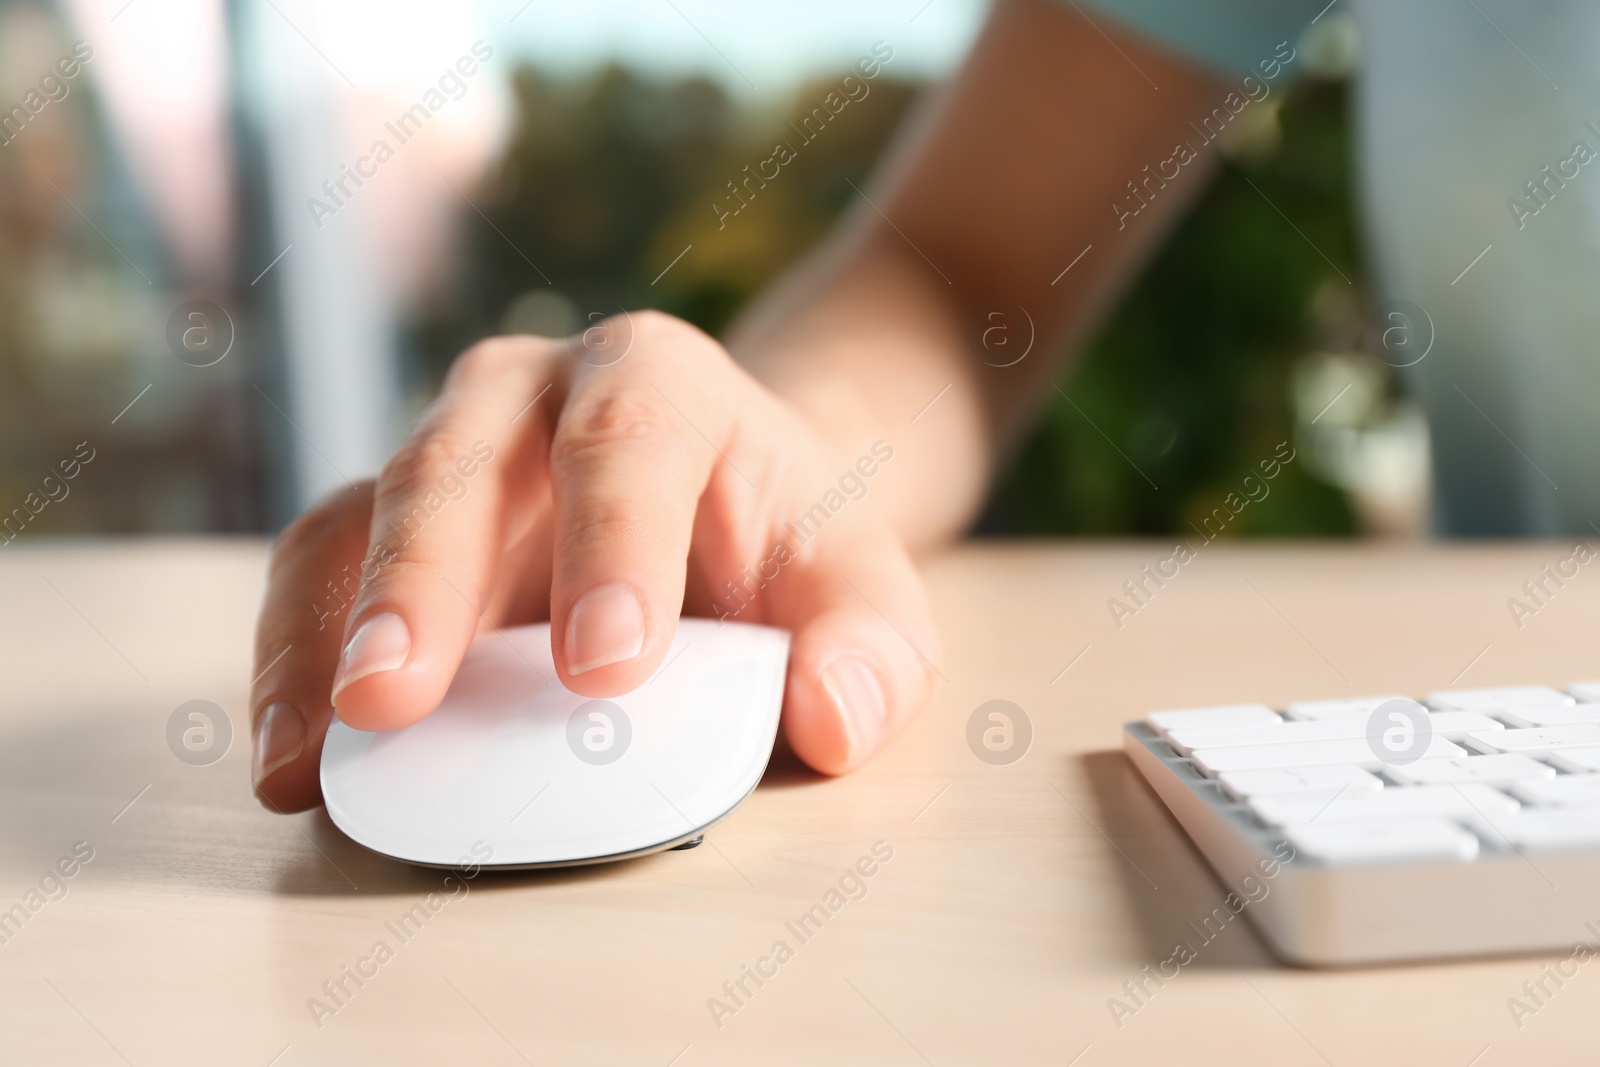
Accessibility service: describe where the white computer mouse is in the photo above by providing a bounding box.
[321,618,790,869]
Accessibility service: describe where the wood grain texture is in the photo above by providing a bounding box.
[1,538,1597,1064]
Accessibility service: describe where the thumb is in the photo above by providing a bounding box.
[769,522,943,775]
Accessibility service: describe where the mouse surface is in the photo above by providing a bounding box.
[321,618,790,869]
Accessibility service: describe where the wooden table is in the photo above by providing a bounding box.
[3,539,1598,1064]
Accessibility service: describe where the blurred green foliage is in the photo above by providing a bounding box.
[987,76,1359,537]
[425,63,1360,538]
[418,64,920,362]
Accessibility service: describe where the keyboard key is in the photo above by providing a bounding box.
[1511,776,1600,807]
[1499,705,1600,728]
[1146,703,1279,739]
[1165,722,1280,756]
[1464,725,1600,756]
[1191,736,1466,776]
[1167,712,1501,756]
[1283,818,1479,863]
[1493,808,1600,850]
[1568,681,1600,703]
[1284,695,1412,721]
[1548,748,1600,773]
[1434,712,1508,739]
[1387,754,1556,787]
[1249,784,1518,829]
[1218,765,1384,801]
[1427,685,1573,711]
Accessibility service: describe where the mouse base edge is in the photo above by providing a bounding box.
[334,772,763,872]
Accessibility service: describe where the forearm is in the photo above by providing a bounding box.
[728,0,1228,550]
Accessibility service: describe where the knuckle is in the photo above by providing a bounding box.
[644,311,727,361]
[626,311,734,374]
[376,429,478,505]
[269,481,372,573]
[550,389,675,473]
[556,503,652,560]
[251,611,307,691]
[447,335,540,388]
[629,308,697,340]
[357,551,469,599]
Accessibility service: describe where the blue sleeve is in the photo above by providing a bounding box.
[1069,0,1328,78]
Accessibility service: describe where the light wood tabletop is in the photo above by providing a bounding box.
[2,538,1598,1064]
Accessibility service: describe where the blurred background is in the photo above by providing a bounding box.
[0,0,1427,543]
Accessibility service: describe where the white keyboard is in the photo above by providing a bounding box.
[1125,683,1600,964]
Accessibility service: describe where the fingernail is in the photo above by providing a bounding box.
[822,656,888,758]
[331,611,411,703]
[252,702,306,787]
[566,582,646,675]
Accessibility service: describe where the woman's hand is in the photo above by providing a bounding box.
[249,312,942,812]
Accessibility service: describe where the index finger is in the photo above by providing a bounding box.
[329,338,565,731]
